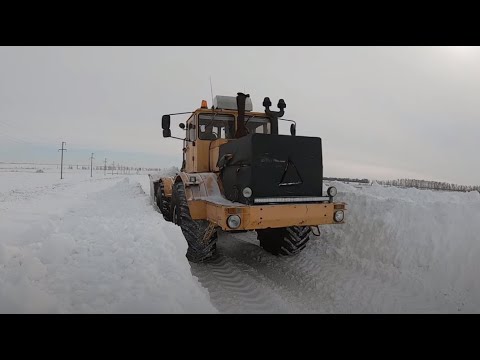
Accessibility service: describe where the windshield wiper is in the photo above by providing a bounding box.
[205,113,218,128]
[244,115,256,126]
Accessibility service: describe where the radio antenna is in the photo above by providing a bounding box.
[209,76,214,107]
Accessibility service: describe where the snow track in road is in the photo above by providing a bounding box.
[191,231,398,313]
[190,243,295,313]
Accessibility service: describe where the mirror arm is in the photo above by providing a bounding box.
[170,136,195,144]
[279,118,296,126]
[165,111,195,116]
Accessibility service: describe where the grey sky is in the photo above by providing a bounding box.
[0,46,479,184]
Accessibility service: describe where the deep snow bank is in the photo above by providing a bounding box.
[321,182,480,312]
[0,175,216,313]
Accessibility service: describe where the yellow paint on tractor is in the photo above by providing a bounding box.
[188,200,346,231]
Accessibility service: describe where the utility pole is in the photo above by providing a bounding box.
[112,161,114,175]
[90,153,95,178]
[104,158,107,176]
[58,141,67,180]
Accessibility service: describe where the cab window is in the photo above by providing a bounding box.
[198,113,235,140]
[245,116,271,134]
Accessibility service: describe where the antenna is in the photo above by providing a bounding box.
[209,76,214,107]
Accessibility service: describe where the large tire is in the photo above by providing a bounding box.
[256,226,312,256]
[156,181,172,222]
[171,182,218,263]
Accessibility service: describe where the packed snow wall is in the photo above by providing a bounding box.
[321,182,480,312]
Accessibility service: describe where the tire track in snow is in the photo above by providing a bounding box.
[190,250,296,313]
[190,231,407,313]
[201,232,332,313]
[188,230,327,313]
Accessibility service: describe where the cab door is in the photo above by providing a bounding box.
[184,115,196,173]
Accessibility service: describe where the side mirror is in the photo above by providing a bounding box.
[290,123,296,136]
[179,123,185,130]
[162,115,171,130]
[163,129,171,138]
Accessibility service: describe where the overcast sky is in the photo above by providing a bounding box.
[0,46,479,184]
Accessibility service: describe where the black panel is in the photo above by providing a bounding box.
[218,134,323,204]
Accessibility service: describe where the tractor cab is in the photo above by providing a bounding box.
[163,94,285,173]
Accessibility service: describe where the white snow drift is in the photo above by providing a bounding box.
[319,182,480,312]
[1,169,480,313]
[0,171,216,313]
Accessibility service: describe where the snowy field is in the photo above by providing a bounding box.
[1,168,480,313]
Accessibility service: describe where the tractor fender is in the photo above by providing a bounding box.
[174,172,223,203]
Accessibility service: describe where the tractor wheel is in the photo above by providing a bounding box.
[256,226,312,256]
[156,181,172,222]
[171,182,217,263]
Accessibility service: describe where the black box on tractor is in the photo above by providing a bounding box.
[218,133,323,205]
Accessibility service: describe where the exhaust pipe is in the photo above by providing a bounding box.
[235,92,250,138]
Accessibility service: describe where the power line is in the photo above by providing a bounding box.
[0,129,36,145]
[58,141,67,179]
[0,120,57,146]
[0,133,29,146]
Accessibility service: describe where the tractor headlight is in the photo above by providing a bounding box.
[334,210,344,222]
[327,186,337,197]
[227,215,241,229]
[242,187,252,198]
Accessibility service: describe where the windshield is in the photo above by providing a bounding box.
[198,113,235,140]
[245,116,271,134]
[198,113,272,140]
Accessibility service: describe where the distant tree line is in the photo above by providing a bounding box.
[324,177,370,184]
[376,178,480,192]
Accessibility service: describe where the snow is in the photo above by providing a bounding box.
[1,167,480,313]
[0,170,216,313]
[318,181,480,312]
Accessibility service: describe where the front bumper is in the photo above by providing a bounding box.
[189,200,346,231]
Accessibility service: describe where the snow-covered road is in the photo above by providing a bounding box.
[1,170,480,313]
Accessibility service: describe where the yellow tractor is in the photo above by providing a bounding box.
[149,93,346,262]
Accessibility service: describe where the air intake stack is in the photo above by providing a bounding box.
[235,92,250,138]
